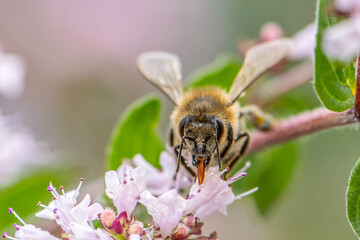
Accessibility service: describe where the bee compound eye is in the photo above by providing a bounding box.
[179,115,195,138]
[192,158,198,166]
[214,117,224,141]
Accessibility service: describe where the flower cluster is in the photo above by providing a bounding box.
[4,151,257,240]
[323,0,360,61]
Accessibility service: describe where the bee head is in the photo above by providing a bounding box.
[179,115,224,184]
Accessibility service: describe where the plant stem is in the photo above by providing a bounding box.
[248,61,313,107]
[247,107,359,154]
[355,54,360,118]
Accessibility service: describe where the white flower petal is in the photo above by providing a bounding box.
[140,189,186,237]
[186,167,241,219]
[129,234,141,240]
[70,194,104,223]
[159,151,176,173]
[14,224,60,240]
[36,182,103,234]
[85,203,105,220]
[69,222,112,240]
[117,162,135,183]
[105,170,120,198]
[323,17,360,61]
[289,23,316,60]
[134,151,193,196]
[113,181,140,215]
[105,165,146,215]
[35,200,57,220]
[334,0,360,13]
[133,154,156,171]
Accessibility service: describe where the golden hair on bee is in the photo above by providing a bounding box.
[137,39,292,185]
[171,87,240,139]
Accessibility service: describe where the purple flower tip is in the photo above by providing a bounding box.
[112,218,123,235]
[8,208,13,214]
[47,186,51,191]
[118,211,128,223]
[2,232,7,238]
[242,172,247,177]
[13,223,19,230]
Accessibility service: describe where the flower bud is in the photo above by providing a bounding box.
[99,208,116,229]
[127,221,144,236]
[171,223,190,240]
[183,215,195,228]
[259,22,284,42]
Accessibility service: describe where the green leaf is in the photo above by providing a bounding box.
[185,54,241,91]
[233,142,298,215]
[106,96,163,170]
[344,63,357,95]
[0,169,72,232]
[346,157,360,238]
[314,0,354,112]
[254,142,298,215]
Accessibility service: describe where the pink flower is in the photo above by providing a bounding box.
[129,234,141,240]
[5,225,59,240]
[186,164,257,219]
[289,23,316,60]
[133,151,193,195]
[323,15,360,61]
[105,163,146,215]
[139,189,186,237]
[69,222,113,240]
[322,0,360,61]
[334,0,360,14]
[36,180,104,234]
[259,22,284,42]
[4,208,59,240]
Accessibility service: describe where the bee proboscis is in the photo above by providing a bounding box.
[137,38,292,185]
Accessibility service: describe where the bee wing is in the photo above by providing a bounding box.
[137,51,183,105]
[228,38,292,105]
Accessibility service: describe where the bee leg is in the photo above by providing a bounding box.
[224,132,249,178]
[240,105,273,131]
[214,136,221,170]
[235,132,250,157]
[174,145,196,178]
[220,123,234,159]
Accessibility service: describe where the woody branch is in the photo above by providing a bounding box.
[248,60,313,107]
[247,107,359,154]
[355,53,360,118]
[247,55,360,154]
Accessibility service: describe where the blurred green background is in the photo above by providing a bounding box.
[0,0,359,239]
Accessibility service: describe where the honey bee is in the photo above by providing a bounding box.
[137,39,291,185]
